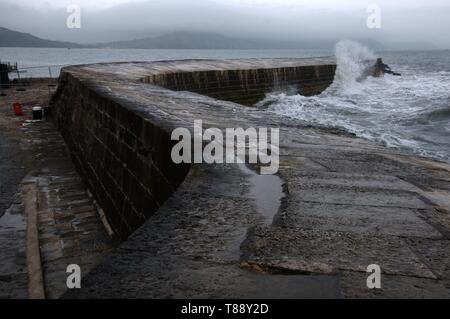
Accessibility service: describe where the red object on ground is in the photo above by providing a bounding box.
[13,102,24,116]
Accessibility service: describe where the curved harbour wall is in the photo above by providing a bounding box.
[143,64,336,105]
[51,58,338,239]
[48,59,450,299]
[52,72,190,239]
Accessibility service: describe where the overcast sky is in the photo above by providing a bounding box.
[1,0,450,48]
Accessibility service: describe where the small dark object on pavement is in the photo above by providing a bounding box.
[32,106,43,120]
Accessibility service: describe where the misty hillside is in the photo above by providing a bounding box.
[97,31,385,50]
[98,31,309,49]
[0,27,85,48]
[0,27,385,50]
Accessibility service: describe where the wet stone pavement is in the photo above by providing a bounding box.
[2,61,450,298]
[0,81,115,298]
[0,82,42,298]
[59,61,450,299]
[0,191,27,298]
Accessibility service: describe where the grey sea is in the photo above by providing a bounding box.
[1,46,449,163]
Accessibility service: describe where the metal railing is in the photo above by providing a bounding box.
[0,62,70,79]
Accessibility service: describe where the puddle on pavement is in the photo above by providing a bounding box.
[238,164,284,225]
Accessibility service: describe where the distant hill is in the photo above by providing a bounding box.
[97,31,385,50]
[0,27,86,48]
[98,31,303,49]
[0,27,386,50]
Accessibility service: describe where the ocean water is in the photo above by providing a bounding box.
[0,47,331,78]
[261,42,450,163]
[1,45,449,163]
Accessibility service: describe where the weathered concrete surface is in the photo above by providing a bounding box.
[0,81,51,298]
[49,59,450,298]
[24,121,116,299]
[0,191,27,298]
[0,82,114,298]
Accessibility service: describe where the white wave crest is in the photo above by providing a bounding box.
[260,42,450,162]
[331,40,377,94]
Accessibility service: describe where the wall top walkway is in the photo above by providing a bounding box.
[68,57,336,77]
[53,59,450,299]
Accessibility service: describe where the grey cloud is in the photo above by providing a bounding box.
[0,0,449,49]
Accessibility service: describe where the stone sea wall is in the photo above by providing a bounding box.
[51,60,337,240]
[143,64,336,105]
[51,72,190,239]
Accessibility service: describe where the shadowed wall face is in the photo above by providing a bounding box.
[143,64,337,106]
[52,73,190,240]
